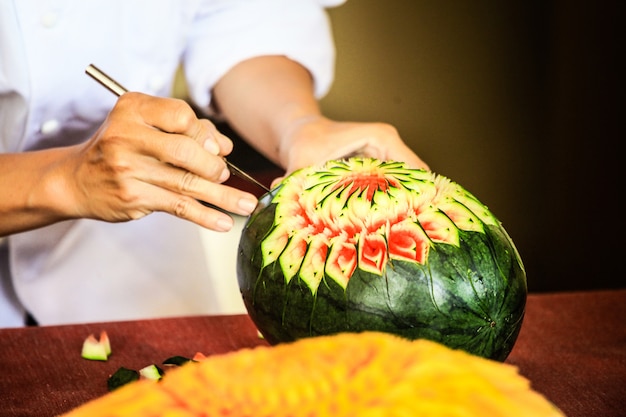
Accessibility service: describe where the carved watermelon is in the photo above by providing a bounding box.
[237,158,526,361]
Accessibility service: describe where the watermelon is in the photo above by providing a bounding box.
[81,331,111,361]
[237,157,526,361]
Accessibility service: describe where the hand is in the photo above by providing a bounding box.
[62,92,258,231]
[273,116,430,185]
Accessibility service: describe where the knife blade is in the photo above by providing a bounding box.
[85,63,271,193]
[223,159,271,193]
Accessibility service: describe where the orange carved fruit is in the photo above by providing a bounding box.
[63,332,563,417]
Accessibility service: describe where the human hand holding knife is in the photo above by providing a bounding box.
[85,63,271,194]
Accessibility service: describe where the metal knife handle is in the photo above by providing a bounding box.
[86,64,128,96]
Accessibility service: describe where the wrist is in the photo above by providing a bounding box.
[276,112,326,166]
[0,146,80,235]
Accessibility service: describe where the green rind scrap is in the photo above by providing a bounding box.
[162,356,192,366]
[81,335,109,361]
[139,364,164,381]
[107,367,139,391]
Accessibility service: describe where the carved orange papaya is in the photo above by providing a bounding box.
[63,332,563,417]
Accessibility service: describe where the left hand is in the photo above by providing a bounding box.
[273,115,430,186]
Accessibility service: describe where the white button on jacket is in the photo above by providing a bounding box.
[40,119,60,135]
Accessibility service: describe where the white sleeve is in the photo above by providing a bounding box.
[183,0,340,111]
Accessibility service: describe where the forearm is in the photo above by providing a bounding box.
[211,55,322,168]
[211,55,430,178]
[0,147,77,236]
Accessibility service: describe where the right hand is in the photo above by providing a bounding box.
[60,92,259,231]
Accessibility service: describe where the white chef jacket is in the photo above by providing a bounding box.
[0,0,344,327]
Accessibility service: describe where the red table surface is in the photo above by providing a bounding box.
[1,289,624,417]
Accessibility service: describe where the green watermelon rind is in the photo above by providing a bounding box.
[239,202,525,361]
[237,163,527,361]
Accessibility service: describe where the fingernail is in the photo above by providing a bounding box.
[216,217,234,232]
[238,197,258,214]
[204,139,219,155]
[219,167,230,182]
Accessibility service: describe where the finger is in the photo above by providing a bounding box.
[282,139,369,175]
[198,119,234,156]
[133,129,230,182]
[360,145,431,171]
[140,185,238,232]
[334,132,431,171]
[179,117,234,157]
[130,94,198,134]
[121,93,234,156]
[135,156,258,217]
[379,142,431,171]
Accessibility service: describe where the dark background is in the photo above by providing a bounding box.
[226,1,621,293]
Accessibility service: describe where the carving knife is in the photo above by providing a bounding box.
[85,63,271,193]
